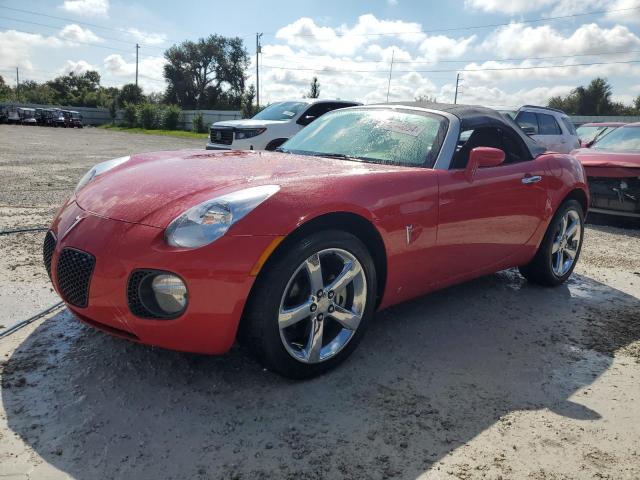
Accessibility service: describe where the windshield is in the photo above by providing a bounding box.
[280,108,448,167]
[577,126,606,142]
[252,101,308,121]
[593,126,640,152]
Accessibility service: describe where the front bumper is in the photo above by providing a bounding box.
[47,200,278,354]
[588,176,640,218]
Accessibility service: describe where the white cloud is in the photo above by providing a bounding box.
[461,59,640,83]
[59,59,97,75]
[103,54,166,92]
[418,34,476,61]
[453,84,577,108]
[0,30,63,71]
[464,0,554,14]
[60,0,109,17]
[387,0,399,5]
[59,24,102,44]
[481,22,640,58]
[127,28,167,46]
[465,0,640,24]
[275,14,432,56]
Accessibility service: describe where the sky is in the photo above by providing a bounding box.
[1,0,640,108]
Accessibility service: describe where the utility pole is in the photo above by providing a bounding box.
[454,73,461,104]
[256,33,262,108]
[135,43,140,87]
[386,49,395,103]
[15,67,19,100]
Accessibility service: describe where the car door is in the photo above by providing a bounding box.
[434,127,549,282]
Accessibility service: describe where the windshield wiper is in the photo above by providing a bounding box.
[307,152,367,162]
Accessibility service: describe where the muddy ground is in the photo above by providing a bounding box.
[0,124,639,479]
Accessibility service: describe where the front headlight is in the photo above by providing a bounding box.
[75,156,130,192]
[235,128,266,139]
[165,185,280,248]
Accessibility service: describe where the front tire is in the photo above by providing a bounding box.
[241,230,377,379]
[519,199,584,286]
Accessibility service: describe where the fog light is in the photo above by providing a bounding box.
[151,274,187,314]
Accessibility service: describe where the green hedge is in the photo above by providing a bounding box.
[119,103,184,131]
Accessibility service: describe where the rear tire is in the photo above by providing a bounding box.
[519,199,584,286]
[240,230,377,379]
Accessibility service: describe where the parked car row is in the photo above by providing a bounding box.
[0,106,83,127]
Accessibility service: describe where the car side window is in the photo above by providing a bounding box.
[451,127,530,170]
[515,111,538,135]
[537,113,562,135]
[297,103,332,126]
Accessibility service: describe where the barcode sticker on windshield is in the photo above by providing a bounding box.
[379,120,426,137]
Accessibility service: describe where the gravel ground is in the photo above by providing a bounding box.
[0,124,639,479]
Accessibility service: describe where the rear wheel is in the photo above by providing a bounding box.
[519,199,584,286]
[241,230,377,379]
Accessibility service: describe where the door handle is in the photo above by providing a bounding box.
[522,175,542,185]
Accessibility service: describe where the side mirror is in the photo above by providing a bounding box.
[465,147,505,181]
[521,126,536,135]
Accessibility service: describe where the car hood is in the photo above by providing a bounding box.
[572,148,640,169]
[75,149,398,228]
[211,119,288,129]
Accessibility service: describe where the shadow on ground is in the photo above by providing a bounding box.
[2,270,639,479]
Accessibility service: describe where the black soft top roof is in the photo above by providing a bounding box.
[380,102,546,158]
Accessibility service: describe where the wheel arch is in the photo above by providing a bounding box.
[561,187,589,214]
[247,211,388,311]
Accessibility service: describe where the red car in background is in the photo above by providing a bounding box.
[44,103,589,378]
[577,122,626,148]
[572,123,640,219]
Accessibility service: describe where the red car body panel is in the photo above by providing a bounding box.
[571,148,640,178]
[48,149,588,354]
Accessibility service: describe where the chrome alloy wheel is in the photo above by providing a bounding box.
[278,248,367,364]
[551,209,582,277]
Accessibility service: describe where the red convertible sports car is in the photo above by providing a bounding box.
[572,122,640,219]
[44,103,589,378]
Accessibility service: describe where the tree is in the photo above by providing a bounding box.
[163,35,249,109]
[304,77,320,99]
[547,78,620,115]
[241,84,257,118]
[119,83,144,105]
[46,71,101,105]
[415,94,437,103]
[0,75,13,100]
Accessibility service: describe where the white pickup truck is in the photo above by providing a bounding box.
[206,99,360,151]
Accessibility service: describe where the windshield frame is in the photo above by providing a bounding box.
[280,106,450,169]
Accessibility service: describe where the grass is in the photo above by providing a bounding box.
[98,124,208,139]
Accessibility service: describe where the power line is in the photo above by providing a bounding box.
[262,6,640,38]
[0,5,256,44]
[260,59,640,74]
[259,48,640,69]
[0,25,166,59]
[0,14,166,49]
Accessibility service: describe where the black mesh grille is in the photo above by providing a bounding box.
[127,269,186,319]
[127,270,153,318]
[56,248,95,307]
[210,127,233,145]
[43,231,56,279]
